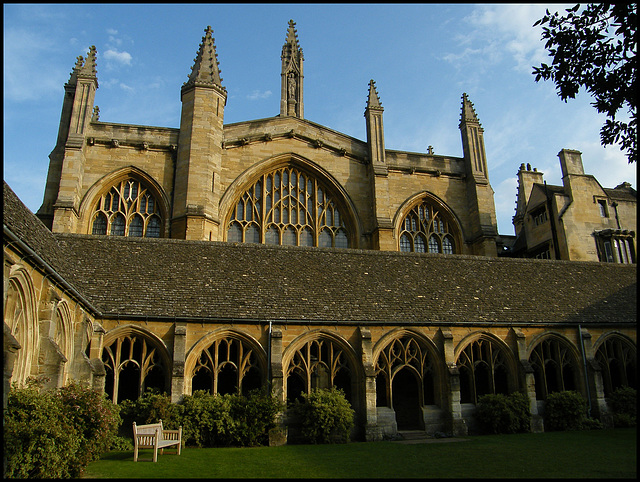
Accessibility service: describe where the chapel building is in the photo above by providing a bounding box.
[4,22,636,441]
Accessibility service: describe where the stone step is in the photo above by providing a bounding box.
[397,430,428,440]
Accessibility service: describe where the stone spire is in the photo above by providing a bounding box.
[280,19,304,118]
[459,92,480,126]
[183,26,226,95]
[459,93,488,181]
[366,79,383,111]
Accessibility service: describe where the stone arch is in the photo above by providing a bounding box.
[527,332,583,400]
[219,153,362,248]
[184,328,268,396]
[78,166,171,237]
[372,329,444,431]
[4,265,38,386]
[593,332,637,396]
[53,300,74,384]
[101,324,172,403]
[282,330,361,406]
[372,328,445,408]
[393,191,464,253]
[455,332,518,404]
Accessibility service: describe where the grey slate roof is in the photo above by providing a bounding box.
[4,181,637,326]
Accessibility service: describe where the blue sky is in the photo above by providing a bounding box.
[4,3,636,236]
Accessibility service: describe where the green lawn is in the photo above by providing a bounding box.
[83,428,636,479]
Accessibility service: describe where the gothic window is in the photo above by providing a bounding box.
[374,336,437,408]
[529,337,579,400]
[595,230,635,264]
[4,276,35,386]
[191,337,263,396]
[399,198,458,254]
[228,166,351,248]
[90,178,163,238]
[286,338,352,404]
[102,334,168,403]
[595,336,637,396]
[457,338,510,404]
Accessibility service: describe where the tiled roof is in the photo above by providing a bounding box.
[4,181,636,326]
[55,233,636,325]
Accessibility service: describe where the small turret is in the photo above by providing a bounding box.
[459,93,488,183]
[174,26,228,241]
[280,20,304,118]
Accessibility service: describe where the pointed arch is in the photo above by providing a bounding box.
[394,192,464,254]
[220,153,362,248]
[372,329,445,410]
[527,332,583,400]
[101,325,172,404]
[53,300,74,385]
[4,265,39,386]
[282,330,361,405]
[593,332,636,396]
[184,328,268,396]
[78,166,170,237]
[455,332,518,404]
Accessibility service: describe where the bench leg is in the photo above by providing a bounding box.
[153,447,158,463]
[134,446,138,462]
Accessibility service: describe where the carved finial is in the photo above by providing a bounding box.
[92,106,100,122]
[366,80,383,111]
[79,46,98,79]
[427,146,434,155]
[460,93,481,126]
[184,25,226,92]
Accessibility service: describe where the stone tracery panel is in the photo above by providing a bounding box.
[190,335,264,396]
[227,165,351,248]
[456,336,512,404]
[595,335,637,396]
[528,335,580,400]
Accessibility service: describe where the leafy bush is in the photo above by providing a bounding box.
[179,390,238,447]
[4,378,120,478]
[544,390,587,431]
[118,389,184,438]
[475,392,531,434]
[227,389,285,447]
[607,386,637,428]
[4,379,80,478]
[293,387,355,444]
[57,381,121,469]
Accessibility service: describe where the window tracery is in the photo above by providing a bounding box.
[529,337,578,400]
[399,199,457,254]
[90,178,162,238]
[286,338,352,404]
[595,336,637,396]
[228,166,350,248]
[191,337,262,396]
[457,338,510,404]
[102,334,167,403]
[374,336,436,407]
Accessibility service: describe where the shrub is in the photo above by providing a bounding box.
[118,389,184,438]
[544,390,587,431]
[293,387,355,444]
[179,390,237,447]
[607,386,637,428]
[4,379,80,478]
[476,392,531,434]
[228,389,285,447]
[57,381,121,469]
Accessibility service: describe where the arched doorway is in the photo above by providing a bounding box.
[392,368,422,430]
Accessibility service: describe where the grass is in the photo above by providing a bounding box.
[83,428,636,479]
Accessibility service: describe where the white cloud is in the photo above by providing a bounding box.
[119,83,134,92]
[103,49,132,66]
[247,89,272,100]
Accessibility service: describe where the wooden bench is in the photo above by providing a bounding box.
[133,420,182,462]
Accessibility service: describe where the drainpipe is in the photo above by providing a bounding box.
[267,321,272,389]
[578,325,592,418]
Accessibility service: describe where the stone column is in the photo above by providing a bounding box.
[511,328,543,432]
[171,322,187,403]
[359,327,381,441]
[440,329,467,436]
[270,327,284,401]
